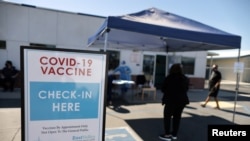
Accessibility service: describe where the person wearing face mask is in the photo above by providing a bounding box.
[113,60,132,95]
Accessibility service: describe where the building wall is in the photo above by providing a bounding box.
[207,55,250,83]
[0,2,105,69]
[241,56,250,82]
[175,51,207,78]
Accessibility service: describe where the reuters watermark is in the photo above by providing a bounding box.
[208,125,250,140]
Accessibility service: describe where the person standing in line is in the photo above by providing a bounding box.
[201,64,222,109]
[0,60,19,92]
[159,63,189,141]
[113,60,132,95]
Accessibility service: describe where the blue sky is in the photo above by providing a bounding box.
[4,0,250,57]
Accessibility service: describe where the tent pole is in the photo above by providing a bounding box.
[161,37,169,75]
[208,55,213,87]
[232,48,241,123]
[166,46,169,75]
[209,55,213,78]
[104,31,108,52]
[104,28,110,52]
[164,41,169,75]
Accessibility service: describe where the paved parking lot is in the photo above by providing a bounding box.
[0,80,249,141]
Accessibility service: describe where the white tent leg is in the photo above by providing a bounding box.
[163,39,169,75]
[104,31,109,52]
[232,48,241,123]
[209,56,213,77]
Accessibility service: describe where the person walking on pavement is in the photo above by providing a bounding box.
[201,64,222,109]
[159,63,189,141]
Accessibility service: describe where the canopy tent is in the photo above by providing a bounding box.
[88,8,242,123]
[87,7,241,52]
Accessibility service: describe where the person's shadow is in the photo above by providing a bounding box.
[106,95,130,113]
[125,111,237,141]
[0,89,21,108]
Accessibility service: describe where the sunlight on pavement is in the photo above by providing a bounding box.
[200,101,242,109]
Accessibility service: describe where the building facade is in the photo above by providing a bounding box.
[206,55,250,83]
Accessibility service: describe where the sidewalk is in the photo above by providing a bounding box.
[0,80,249,141]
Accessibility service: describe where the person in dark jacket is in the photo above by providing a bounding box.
[159,63,189,141]
[0,60,19,92]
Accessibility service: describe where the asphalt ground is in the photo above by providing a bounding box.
[0,80,249,141]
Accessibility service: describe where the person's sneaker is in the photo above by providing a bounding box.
[159,134,172,141]
[201,104,206,107]
[171,136,177,140]
[214,106,220,110]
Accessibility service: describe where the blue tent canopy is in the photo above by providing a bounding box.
[87,7,241,52]
[87,8,242,122]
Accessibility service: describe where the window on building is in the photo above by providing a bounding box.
[30,43,56,48]
[181,57,195,75]
[143,55,155,75]
[0,40,6,49]
[168,55,195,75]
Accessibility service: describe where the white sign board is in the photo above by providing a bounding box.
[21,46,107,141]
[234,62,244,73]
